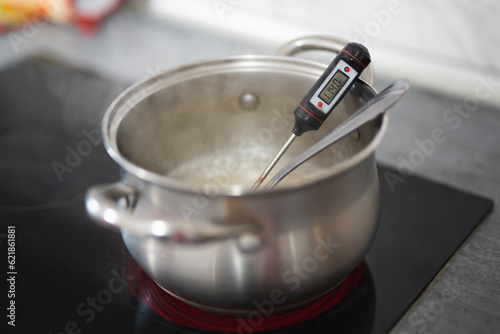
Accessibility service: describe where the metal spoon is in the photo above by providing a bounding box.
[263,78,410,190]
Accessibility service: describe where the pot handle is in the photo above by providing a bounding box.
[85,183,263,252]
[275,35,374,85]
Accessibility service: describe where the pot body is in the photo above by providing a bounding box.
[86,52,386,314]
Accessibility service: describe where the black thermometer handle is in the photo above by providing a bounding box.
[292,42,371,136]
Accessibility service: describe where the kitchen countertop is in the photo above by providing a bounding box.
[1,5,499,333]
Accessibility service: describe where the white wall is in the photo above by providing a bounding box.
[147,0,500,107]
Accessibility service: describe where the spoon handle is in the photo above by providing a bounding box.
[264,78,410,190]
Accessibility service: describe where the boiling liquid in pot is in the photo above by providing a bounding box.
[165,137,352,191]
[166,152,318,190]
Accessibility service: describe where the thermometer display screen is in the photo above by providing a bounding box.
[318,70,350,104]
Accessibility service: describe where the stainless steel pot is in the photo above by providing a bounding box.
[85,36,386,315]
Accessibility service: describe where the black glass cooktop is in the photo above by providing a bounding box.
[0,56,493,334]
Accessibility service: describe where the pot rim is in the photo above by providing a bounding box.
[102,55,387,197]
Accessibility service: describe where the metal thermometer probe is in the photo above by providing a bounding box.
[251,42,371,190]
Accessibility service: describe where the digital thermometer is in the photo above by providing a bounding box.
[292,42,371,136]
[252,42,371,190]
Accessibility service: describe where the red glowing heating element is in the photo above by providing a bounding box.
[126,257,366,333]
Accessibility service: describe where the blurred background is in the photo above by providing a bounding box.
[1,0,499,107]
